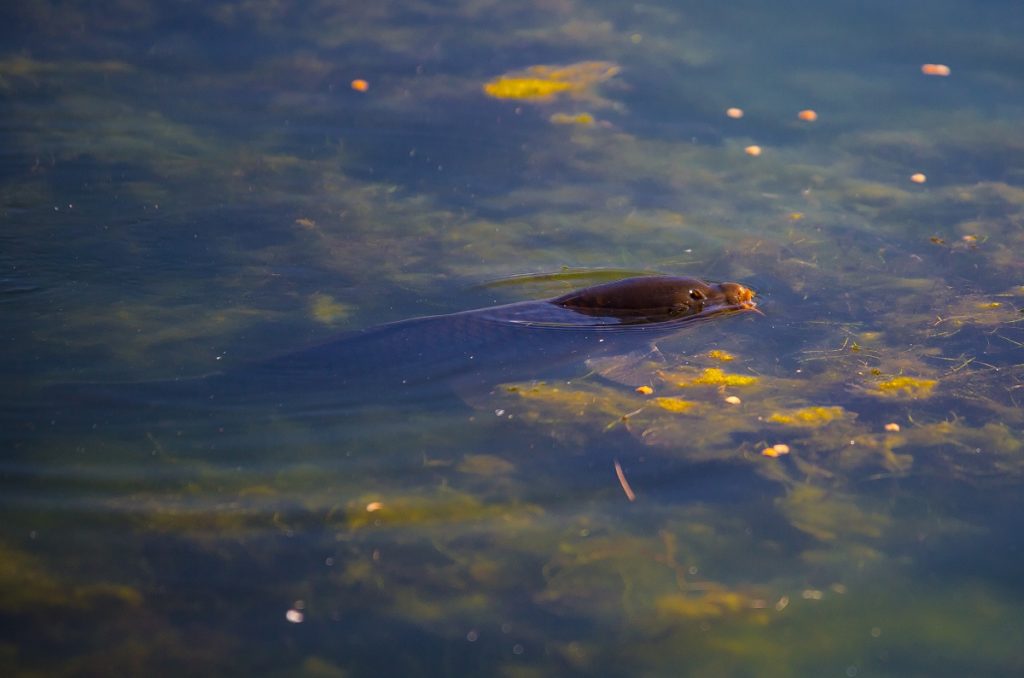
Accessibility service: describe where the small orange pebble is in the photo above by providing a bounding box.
[351,78,370,92]
[910,172,927,184]
[744,145,762,157]
[884,422,901,432]
[726,107,744,119]
[762,447,780,458]
[724,395,742,405]
[921,63,951,76]
[797,109,818,122]
[635,385,654,395]
[772,443,790,455]
[365,501,383,512]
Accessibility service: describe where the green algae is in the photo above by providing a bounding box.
[873,375,938,398]
[768,405,849,427]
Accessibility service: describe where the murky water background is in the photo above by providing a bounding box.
[2,1,1023,675]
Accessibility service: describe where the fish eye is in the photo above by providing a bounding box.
[688,289,706,301]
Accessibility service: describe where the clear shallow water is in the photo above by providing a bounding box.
[2,1,1024,675]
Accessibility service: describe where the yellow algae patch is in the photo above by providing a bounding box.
[655,589,749,619]
[483,61,620,101]
[654,396,696,414]
[691,367,759,387]
[549,112,596,125]
[657,367,759,388]
[872,376,937,398]
[485,77,572,99]
[456,454,515,476]
[769,406,848,427]
[309,293,353,324]
[706,349,735,362]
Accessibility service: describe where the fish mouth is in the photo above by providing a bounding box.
[718,283,761,315]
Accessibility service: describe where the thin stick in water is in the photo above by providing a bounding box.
[613,459,636,502]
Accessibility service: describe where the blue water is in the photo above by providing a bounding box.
[2,1,1024,675]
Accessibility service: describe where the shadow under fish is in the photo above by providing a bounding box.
[51,275,760,424]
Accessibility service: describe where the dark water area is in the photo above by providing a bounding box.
[3,0,1024,675]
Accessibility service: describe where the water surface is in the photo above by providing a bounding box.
[2,1,1024,675]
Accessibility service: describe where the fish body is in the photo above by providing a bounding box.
[238,276,757,400]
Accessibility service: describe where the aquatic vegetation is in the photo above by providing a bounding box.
[455,454,515,476]
[345,487,544,531]
[655,588,755,620]
[658,367,760,388]
[768,405,849,427]
[872,375,938,398]
[309,293,353,324]
[0,541,142,613]
[776,485,889,542]
[500,381,643,424]
[483,61,620,103]
[549,112,596,126]
[653,396,697,413]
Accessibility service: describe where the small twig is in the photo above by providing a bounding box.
[613,459,636,502]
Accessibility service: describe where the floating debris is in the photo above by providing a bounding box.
[613,459,636,502]
[762,443,791,458]
[921,63,951,76]
[707,349,735,362]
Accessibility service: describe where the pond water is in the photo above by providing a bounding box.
[2,1,1023,675]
